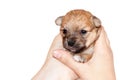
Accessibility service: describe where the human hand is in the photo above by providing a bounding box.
[32,34,77,80]
[53,28,116,80]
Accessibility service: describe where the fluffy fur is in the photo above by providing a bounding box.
[55,9,101,62]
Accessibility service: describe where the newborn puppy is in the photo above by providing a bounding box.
[55,9,101,62]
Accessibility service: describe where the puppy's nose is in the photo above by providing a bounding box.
[68,39,75,46]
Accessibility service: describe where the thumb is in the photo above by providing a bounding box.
[53,49,83,75]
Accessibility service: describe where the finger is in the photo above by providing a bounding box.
[47,34,63,59]
[102,28,110,46]
[53,49,82,75]
[94,27,109,52]
[50,34,63,49]
[101,27,110,45]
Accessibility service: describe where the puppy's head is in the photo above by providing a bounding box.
[55,10,101,53]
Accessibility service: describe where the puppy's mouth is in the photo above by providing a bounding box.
[66,46,85,53]
[63,42,86,53]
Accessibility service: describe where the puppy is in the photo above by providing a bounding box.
[55,9,101,62]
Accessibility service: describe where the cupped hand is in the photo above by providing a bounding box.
[53,28,116,80]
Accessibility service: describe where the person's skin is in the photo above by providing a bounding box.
[32,34,78,80]
[53,28,116,80]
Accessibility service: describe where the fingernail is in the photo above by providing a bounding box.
[53,50,62,58]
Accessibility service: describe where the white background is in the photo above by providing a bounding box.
[0,0,120,80]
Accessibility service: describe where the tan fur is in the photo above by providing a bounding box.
[55,9,101,62]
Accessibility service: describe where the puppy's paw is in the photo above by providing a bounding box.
[73,55,85,63]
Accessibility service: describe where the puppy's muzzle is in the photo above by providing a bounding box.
[68,39,75,47]
[64,38,85,53]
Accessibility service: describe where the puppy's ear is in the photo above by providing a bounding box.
[55,16,63,26]
[92,16,101,27]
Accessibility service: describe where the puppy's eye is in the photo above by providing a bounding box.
[80,30,87,35]
[63,29,67,34]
